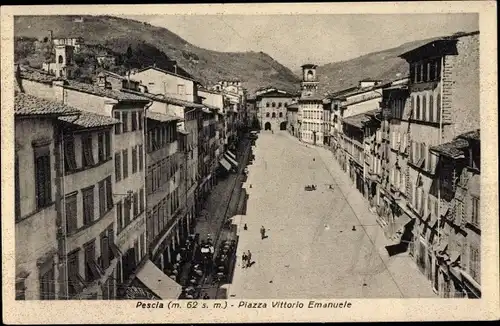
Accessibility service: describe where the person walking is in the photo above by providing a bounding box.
[242,252,248,269]
[260,226,266,239]
[246,250,252,268]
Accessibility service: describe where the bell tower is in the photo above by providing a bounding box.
[300,64,319,97]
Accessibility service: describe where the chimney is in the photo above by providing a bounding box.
[48,30,53,43]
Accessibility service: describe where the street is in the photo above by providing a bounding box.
[228,131,437,299]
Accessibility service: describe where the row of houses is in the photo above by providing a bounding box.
[14,45,247,300]
[255,31,481,298]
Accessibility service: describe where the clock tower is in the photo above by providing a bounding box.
[300,64,319,98]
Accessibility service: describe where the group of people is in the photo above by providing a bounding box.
[166,234,198,284]
[305,184,317,191]
[212,239,237,285]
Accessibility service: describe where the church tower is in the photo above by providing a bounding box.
[300,64,319,98]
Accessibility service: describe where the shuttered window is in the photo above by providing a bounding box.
[64,137,77,171]
[115,152,121,182]
[100,231,110,270]
[132,146,138,173]
[116,201,123,233]
[81,134,95,168]
[66,192,78,233]
[122,149,128,179]
[138,145,143,171]
[34,146,52,208]
[82,186,94,225]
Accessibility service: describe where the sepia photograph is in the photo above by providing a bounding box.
[1,2,498,323]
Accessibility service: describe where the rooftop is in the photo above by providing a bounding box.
[342,109,380,129]
[18,66,59,84]
[64,79,149,102]
[430,129,480,159]
[120,89,204,108]
[146,111,182,123]
[135,65,196,82]
[15,92,80,116]
[59,111,120,129]
[298,94,325,102]
[399,31,479,61]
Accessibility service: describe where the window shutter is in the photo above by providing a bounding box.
[106,178,113,210]
[99,180,105,217]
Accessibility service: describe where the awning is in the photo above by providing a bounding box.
[224,154,238,168]
[136,260,182,299]
[226,150,237,161]
[219,158,232,172]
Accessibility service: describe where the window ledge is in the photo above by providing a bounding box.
[16,202,56,223]
[67,207,114,238]
[66,157,113,175]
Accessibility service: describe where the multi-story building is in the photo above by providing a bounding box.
[129,65,198,103]
[430,130,480,298]
[17,66,152,299]
[341,109,381,195]
[41,44,77,79]
[397,31,479,290]
[245,95,258,129]
[255,87,295,131]
[326,86,358,157]
[144,111,182,274]
[15,92,79,300]
[366,81,412,246]
[298,64,325,145]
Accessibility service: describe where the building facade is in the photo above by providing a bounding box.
[255,87,295,131]
[397,31,480,292]
[15,92,79,300]
[431,130,481,298]
[298,64,325,145]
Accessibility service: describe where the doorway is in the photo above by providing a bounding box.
[264,122,272,130]
[280,121,287,130]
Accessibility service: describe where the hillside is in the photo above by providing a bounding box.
[308,37,443,95]
[14,15,300,94]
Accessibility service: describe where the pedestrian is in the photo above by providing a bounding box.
[260,226,266,239]
[246,250,252,268]
[244,223,248,231]
[242,252,248,268]
[203,293,210,300]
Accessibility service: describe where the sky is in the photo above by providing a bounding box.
[125,14,478,70]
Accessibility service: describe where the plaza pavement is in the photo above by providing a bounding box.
[226,131,437,299]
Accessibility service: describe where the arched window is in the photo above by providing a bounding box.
[272,112,276,118]
[272,102,276,108]
[307,70,314,81]
[284,102,288,107]
[279,112,283,118]
[422,94,427,121]
[429,94,434,122]
[278,102,282,107]
[58,55,64,64]
[266,112,270,117]
[436,93,441,122]
[416,95,421,120]
[266,103,270,107]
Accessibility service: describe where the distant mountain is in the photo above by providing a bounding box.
[296,37,444,95]
[14,15,300,94]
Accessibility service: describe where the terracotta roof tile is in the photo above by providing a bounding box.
[431,129,480,158]
[19,68,59,84]
[15,92,80,116]
[146,111,181,122]
[342,109,380,129]
[430,138,469,159]
[59,111,120,128]
[64,80,149,102]
[120,89,204,108]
